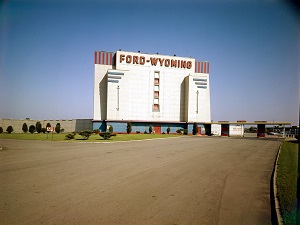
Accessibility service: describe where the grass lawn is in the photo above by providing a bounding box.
[276,140,298,225]
[0,132,180,142]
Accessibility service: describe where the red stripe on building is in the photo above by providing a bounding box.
[199,62,202,73]
[207,62,210,73]
[94,52,97,64]
[110,53,112,65]
[105,52,108,65]
[204,62,207,73]
[98,52,101,64]
[102,52,105,64]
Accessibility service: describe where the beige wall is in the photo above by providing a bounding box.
[0,119,92,133]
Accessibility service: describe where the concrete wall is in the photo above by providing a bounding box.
[0,119,92,133]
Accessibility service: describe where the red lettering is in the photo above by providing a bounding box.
[120,54,125,63]
[165,59,170,67]
[133,56,138,64]
[150,57,158,66]
[171,59,177,67]
[181,60,186,68]
[126,55,132,63]
[187,61,192,69]
[140,56,145,65]
[159,58,165,66]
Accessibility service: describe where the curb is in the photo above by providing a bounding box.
[272,144,283,225]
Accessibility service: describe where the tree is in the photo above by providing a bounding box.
[192,122,198,135]
[6,126,13,134]
[167,126,170,134]
[0,127,3,133]
[46,123,51,133]
[149,125,153,133]
[29,125,36,134]
[55,123,61,133]
[126,122,132,134]
[22,123,28,133]
[36,122,42,133]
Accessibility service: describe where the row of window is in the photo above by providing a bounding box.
[153,72,160,111]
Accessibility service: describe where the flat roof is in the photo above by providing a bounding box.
[207,121,291,125]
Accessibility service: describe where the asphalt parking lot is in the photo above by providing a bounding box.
[0,136,281,225]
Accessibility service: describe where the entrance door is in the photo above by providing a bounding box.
[154,126,161,134]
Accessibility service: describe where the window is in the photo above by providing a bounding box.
[153,71,160,111]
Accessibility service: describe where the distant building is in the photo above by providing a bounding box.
[93,50,211,134]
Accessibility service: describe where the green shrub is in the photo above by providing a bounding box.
[29,125,36,134]
[176,129,188,135]
[65,133,75,140]
[149,125,153,133]
[6,126,13,134]
[41,128,47,133]
[79,130,93,140]
[0,127,3,133]
[93,129,100,134]
[109,125,113,133]
[167,126,170,134]
[55,123,61,133]
[99,132,116,140]
[295,134,298,140]
[22,123,28,133]
[46,123,51,133]
[36,122,42,133]
[127,122,132,134]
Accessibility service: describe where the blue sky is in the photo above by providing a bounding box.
[0,0,299,125]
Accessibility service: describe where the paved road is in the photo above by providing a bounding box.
[0,137,281,225]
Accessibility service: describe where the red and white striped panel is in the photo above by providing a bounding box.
[195,61,210,74]
[94,51,115,65]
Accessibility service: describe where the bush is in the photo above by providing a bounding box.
[79,130,93,140]
[0,127,3,133]
[127,122,132,134]
[29,125,36,134]
[176,129,188,135]
[55,123,61,133]
[22,123,28,133]
[46,123,51,133]
[149,125,153,133]
[99,132,116,140]
[167,126,170,134]
[65,133,76,140]
[93,129,100,134]
[192,122,198,135]
[36,122,42,133]
[109,125,113,133]
[144,131,148,134]
[41,128,47,133]
[6,126,13,134]
[295,134,298,140]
